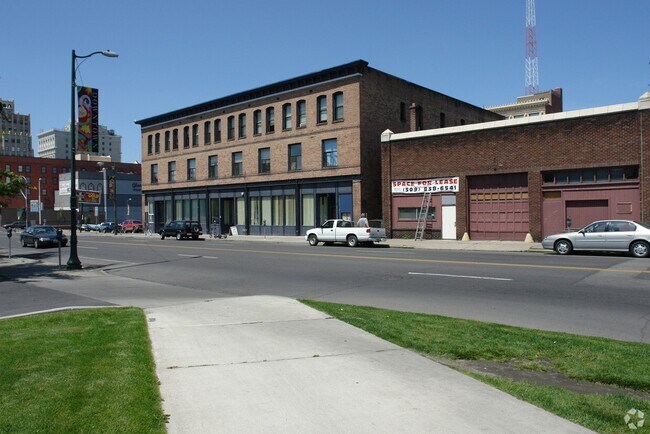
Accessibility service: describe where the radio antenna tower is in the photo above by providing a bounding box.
[525,0,539,95]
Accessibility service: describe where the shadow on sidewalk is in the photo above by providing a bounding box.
[0,252,106,281]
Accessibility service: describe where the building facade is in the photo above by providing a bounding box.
[381,92,650,241]
[136,60,502,236]
[1,156,140,227]
[0,98,33,157]
[487,88,563,119]
[38,125,123,161]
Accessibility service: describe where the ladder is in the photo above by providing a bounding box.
[414,191,433,240]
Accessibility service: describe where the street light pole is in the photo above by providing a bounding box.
[68,49,118,270]
[113,164,118,235]
[38,177,43,225]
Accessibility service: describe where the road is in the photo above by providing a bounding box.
[2,234,650,343]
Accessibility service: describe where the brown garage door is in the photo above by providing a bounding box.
[565,200,609,230]
[469,173,529,240]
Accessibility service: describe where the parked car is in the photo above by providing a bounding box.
[20,225,67,248]
[305,219,387,247]
[160,220,203,240]
[3,220,26,230]
[99,222,116,233]
[79,223,100,232]
[541,220,650,258]
[120,220,143,233]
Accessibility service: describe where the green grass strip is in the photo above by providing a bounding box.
[0,308,166,433]
[300,300,650,392]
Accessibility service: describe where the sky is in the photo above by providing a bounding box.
[2,0,649,164]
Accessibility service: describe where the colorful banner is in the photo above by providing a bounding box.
[77,86,99,153]
[391,177,460,194]
[78,190,101,205]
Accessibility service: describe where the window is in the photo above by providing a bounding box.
[288,143,301,171]
[266,107,275,133]
[238,113,246,138]
[52,167,58,174]
[542,166,639,185]
[214,119,221,142]
[232,152,243,176]
[398,207,436,220]
[187,158,196,181]
[155,133,160,153]
[440,112,446,128]
[282,103,292,130]
[317,95,327,123]
[41,166,46,174]
[173,129,179,150]
[168,161,176,182]
[400,102,407,122]
[192,124,199,147]
[258,148,270,174]
[227,116,235,140]
[208,155,218,179]
[415,106,423,131]
[253,110,262,135]
[183,126,190,148]
[151,164,158,184]
[322,138,338,167]
[147,135,153,154]
[297,100,306,128]
[165,131,170,151]
[204,121,211,144]
[333,92,343,121]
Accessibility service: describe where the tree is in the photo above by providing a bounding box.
[0,170,29,209]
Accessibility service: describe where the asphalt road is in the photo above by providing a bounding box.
[2,234,649,343]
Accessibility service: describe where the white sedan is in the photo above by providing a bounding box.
[541,220,650,258]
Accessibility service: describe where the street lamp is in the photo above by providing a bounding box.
[38,178,44,225]
[68,49,118,270]
[112,165,118,235]
[127,197,132,218]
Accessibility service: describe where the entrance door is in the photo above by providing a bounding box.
[221,198,234,234]
[316,194,336,226]
[442,205,456,239]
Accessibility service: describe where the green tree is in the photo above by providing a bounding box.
[0,170,29,209]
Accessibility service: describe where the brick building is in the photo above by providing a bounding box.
[381,92,650,241]
[135,60,501,235]
[1,156,141,226]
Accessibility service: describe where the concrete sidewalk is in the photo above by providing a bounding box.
[147,296,590,433]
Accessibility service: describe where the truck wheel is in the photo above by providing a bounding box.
[347,235,359,247]
[308,234,318,246]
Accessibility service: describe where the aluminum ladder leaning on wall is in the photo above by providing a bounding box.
[414,191,433,240]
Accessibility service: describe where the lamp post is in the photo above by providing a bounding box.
[112,164,118,235]
[38,177,44,225]
[68,49,118,270]
[127,197,131,218]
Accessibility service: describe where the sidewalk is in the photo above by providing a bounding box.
[0,238,590,433]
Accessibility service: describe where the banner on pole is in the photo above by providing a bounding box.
[77,86,99,153]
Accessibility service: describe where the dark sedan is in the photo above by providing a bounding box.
[20,225,68,248]
[3,220,27,230]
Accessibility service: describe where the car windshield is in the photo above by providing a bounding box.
[34,227,56,235]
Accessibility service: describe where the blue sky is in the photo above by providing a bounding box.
[3,0,648,164]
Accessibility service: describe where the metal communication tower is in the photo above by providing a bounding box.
[525,0,539,95]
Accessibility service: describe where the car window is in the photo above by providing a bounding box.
[322,221,334,229]
[609,221,635,232]
[583,222,608,233]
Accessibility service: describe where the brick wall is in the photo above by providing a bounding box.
[382,109,648,240]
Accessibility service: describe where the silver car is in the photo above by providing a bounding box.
[542,220,650,258]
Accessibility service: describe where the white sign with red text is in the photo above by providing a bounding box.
[391,177,459,194]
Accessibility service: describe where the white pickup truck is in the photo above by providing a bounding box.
[305,219,387,247]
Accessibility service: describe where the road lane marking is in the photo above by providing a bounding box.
[177,254,218,259]
[81,240,650,275]
[78,246,98,249]
[408,272,513,281]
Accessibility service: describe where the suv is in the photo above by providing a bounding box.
[120,220,143,233]
[160,220,203,240]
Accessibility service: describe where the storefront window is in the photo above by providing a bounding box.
[262,197,271,225]
[285,195,296,226]
[250,197,261,225]
[273,196,284,225]
[236,197,245,225]
[302,194,314,226]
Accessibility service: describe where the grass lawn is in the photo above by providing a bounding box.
[0,308,166,433]
[301,300,650,433]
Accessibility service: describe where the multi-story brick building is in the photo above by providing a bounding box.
[381,92,650,241]
[1,156,141,226]
[135,60,501,235]
[0,98,33,157]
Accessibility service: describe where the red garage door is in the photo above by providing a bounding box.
[469,173,529,240]
[565,200,609,230]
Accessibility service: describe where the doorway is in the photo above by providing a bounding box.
[221,198,234,234]
[316,193,336,226]
[442,205,456,239]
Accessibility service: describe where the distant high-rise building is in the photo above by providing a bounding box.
[38,124,122,162]
[0,98,33,157]
[486,88,563,119]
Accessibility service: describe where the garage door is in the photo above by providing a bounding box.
[565,200,609,231]
[469,173,529,240]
